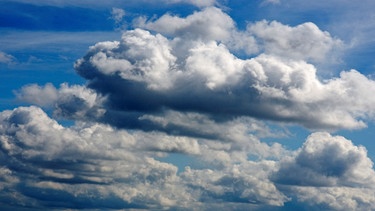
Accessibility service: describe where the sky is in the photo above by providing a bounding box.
[1,0,375,210]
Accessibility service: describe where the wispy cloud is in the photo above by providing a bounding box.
[0,51,15,64]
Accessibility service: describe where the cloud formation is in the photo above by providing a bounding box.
[5,4,375,211]
[16,83,106,120]
[274,132,375,210]
[0,106,286,209]
[69,7,375,130]
[1,107,375,210]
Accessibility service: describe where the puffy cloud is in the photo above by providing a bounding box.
[6,5,375,210]
[0,106,287,209]
[248,20,343,62]
[180,161,289,207]
[15,83,106,120]
[0,106,187,208]
[274,132,375,210]
[2,107,375,210]
[138,7,234,42]
[137,7,259,54]
[74,24,375,130]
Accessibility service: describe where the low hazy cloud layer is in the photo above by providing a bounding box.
[5,5,375,211]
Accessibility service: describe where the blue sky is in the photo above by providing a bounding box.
[1,0,375,210]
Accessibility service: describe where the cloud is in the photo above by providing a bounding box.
[136,7,258,54]
[0,106,188,209]
[15,83,106,120]
[0,51,15,64]
[261,0,281,5]
[110,7,125,24]
[5,4,375,210]
[73,13,375,130]
[180,162,288,207]
[248,20,343,62]
[166,0,216,7]
[0,106,288,209]
[110,7,128,31]
[274,132,375,210]
[3,107,373,210]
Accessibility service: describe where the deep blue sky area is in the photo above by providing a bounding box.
[1,0,375,210]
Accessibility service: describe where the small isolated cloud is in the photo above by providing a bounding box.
[261,0,281,5]
[0,51,15,64]
[111,7,125,24]
[166,0,216,7]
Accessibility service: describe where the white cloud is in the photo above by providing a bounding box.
[180,161,288,206]
[166,0,216,7]
[16,83,106,120]
[2,107,375,210]
[137,7,258,54]
[274,132,375,210]
[0,106,288,209]
[74,23,375,130]
[111,7,125,24]
[15,83,58,106]
[137,7,234,42]
[5,4,375,210]
[248,20,343,62]
[0,51,15,64]
[76,29,177,90]
[262,0,280,5]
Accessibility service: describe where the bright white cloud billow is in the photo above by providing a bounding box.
[73,9,375,130]
[248,20,343,62]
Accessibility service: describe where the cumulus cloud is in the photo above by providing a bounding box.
[3,107,374,210]
[248,20,343,62]
[0,106,288,209]
[15,83,106,120]
[6,4,375,211]
[274,132,375,210]
[73,12,375,130]
[136,7,258,54]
